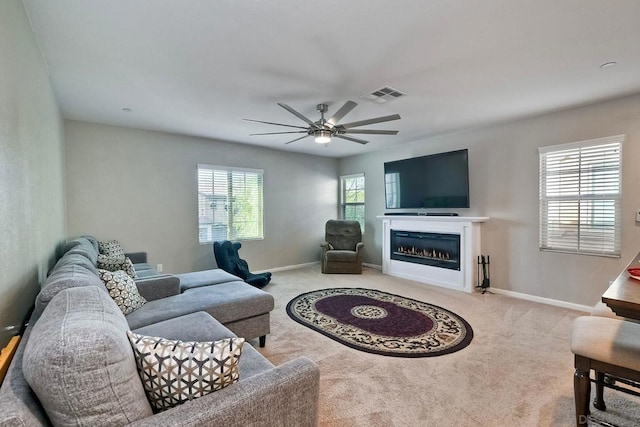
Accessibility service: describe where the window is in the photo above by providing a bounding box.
[340,173,365,231]
[197,165,264,243]
[385,172,400,209]
[539,135,623,257]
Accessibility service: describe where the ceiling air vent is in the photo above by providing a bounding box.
[361,86,406,104]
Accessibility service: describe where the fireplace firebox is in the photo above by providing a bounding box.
[390,230,461,271]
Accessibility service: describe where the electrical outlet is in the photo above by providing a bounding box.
[636,210,640,222]
[157,263,163,272]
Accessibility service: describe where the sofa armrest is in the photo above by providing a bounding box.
[125,252,148,264]
[355,242,364,254]
[129,357,319,427]
[135,275,180,301]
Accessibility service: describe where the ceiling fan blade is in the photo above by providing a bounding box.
[250,131,308,136]
[338,114,401,129]
[285,135,311,145]
[243,118,308,130]
[335,134,369,145]
[277,103,319,128]
[327,100,358,125]
[343,129,399,135]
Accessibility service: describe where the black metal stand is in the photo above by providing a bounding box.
[476,255,492,294]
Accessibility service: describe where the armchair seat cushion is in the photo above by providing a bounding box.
[325,250,359,262]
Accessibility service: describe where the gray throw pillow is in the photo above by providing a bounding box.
[23,286,153,425]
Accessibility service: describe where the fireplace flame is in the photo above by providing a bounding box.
[395,246,452,261]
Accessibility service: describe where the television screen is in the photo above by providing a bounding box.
[384,149,470,209]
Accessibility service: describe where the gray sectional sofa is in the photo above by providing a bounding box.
[0,236,320,426]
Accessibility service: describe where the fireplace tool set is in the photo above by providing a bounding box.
[476,255,491,294]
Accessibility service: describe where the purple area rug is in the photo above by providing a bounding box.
[286,288,473,357]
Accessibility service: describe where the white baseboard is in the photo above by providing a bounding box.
[257,262,592,313]
[489,287,592,313]
[261,261,380,274]
[255,261,320,274]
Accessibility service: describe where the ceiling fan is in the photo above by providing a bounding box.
[245,101,400,145]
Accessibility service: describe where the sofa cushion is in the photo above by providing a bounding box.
[65,245,99,266]
[135,268,162,279]
[176,268,242,292]
[82,235,100,252]
[98,254,137,278]
[125,281,274,329]
[133,262,154,272]
[60,237,84,254]
[62,237,99,265]
[51,251,99,275]
[35,263,107,316]
[128,332,244,412]
[23,286,153,425]
[132,312,275,380]
[98,269,147,315]
[98,239,125,259]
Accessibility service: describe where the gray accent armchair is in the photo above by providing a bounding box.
[321,220,364,274]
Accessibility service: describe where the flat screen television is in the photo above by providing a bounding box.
[384,149,470,209]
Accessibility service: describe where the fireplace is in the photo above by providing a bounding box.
[390,230,461,271]
[380,215,488,293]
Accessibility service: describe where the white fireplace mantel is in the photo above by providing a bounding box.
[378,215,489,293]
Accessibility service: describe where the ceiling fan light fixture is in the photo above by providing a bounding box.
[314,130,331,144]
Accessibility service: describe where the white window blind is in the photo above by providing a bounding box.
[197,164,264,243]
[539,135,623,257]
[340,173,365,232]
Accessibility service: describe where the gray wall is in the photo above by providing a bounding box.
[340,93,640,307]
[0,0,67,347]
[65,121,339,274]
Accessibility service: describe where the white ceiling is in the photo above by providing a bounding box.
[23,0,640,158]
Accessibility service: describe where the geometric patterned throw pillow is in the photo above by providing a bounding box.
[126,332,244,411]
[98,239,125,259]
[97,255,137,278]
[97,269,146,314]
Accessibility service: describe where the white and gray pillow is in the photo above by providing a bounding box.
[127,332,244,411]
[98,255,137,278]
[98,269,146,314]
[98,239,125,259]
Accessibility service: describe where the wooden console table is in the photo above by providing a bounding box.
[602,251,640,321]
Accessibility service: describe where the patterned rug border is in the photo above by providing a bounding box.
[285,287,474,358]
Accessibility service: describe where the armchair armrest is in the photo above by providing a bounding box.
[320,242,333,256]
[355,242,364,253]
[129,357,320,427]
[135,275,180,301]
[125,252,147,264]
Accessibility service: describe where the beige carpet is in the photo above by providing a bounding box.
[255,265,640,426]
